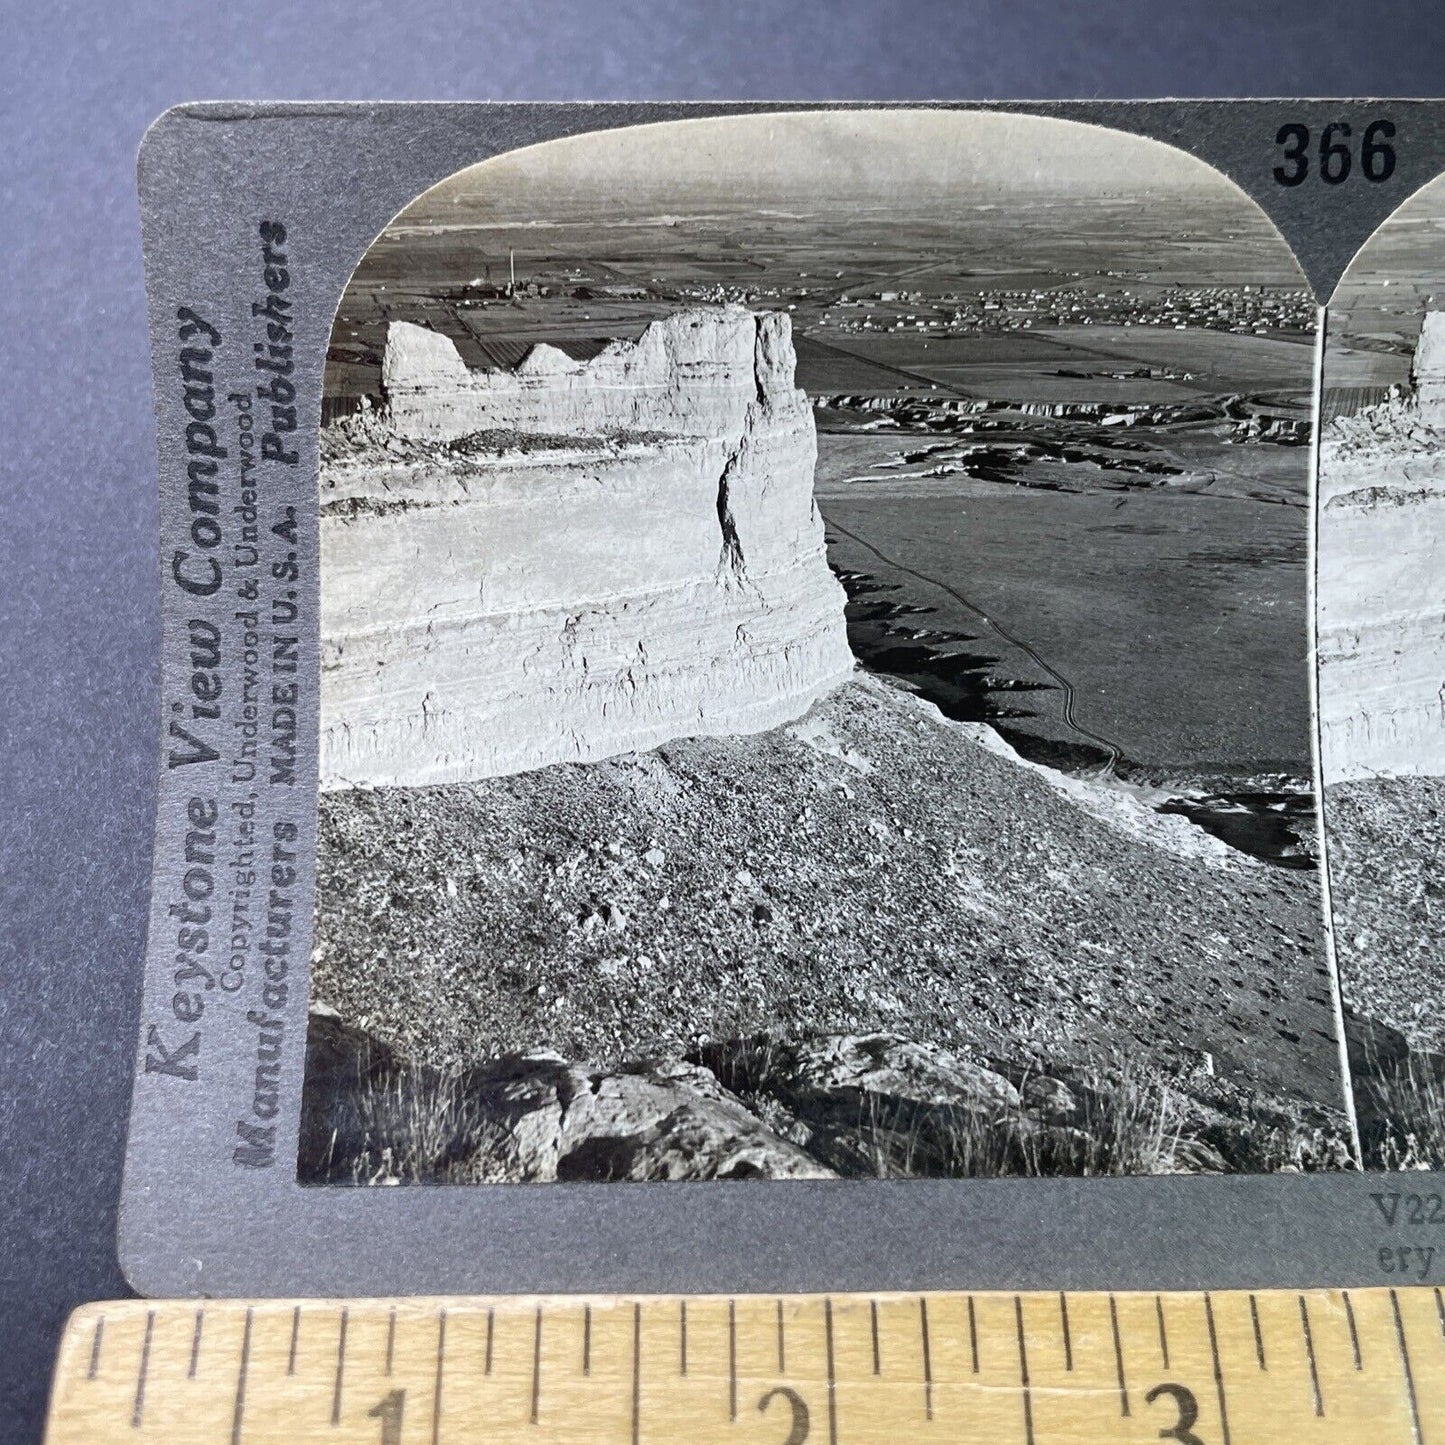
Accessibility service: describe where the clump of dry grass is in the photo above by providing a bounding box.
[704,1036,1193,1179]
[850,1055,1185,1180]
[1359,1055,1445,1171]
[303,1043,512,1186]
[347,1064,512,1185]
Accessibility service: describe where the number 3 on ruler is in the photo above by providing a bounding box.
[1274,120,1396,185]
[1145,1382,1205,1445]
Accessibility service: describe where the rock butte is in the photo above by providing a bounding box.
[1318,311,1445,782]
[320,307,853,788]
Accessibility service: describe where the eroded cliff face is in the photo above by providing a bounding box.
[383,308,801,442]
[320,307,853,788]
[1318,319,1445,782]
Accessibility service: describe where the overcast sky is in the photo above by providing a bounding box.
[400,109,1250,226]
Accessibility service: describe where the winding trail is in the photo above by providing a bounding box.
[819,507,1124,770]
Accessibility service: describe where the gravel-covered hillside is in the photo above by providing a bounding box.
[303,674,1348,1177]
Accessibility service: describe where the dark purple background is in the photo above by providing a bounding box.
[4,2,1445,1437]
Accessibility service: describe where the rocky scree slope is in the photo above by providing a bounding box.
[304,678,1348,1181]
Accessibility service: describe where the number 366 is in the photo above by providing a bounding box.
[1274,120,1396,186]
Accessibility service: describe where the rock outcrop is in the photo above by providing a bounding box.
[320,308,853,788]
[300,1010,1351,1184]
[1318,315,1445,782]
[299,1009,834,1184]
[382,307,802,443]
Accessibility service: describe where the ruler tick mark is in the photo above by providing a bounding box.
[631,1303,641,1445]
[919,1297,933,1420]
[1204,1293,1233,1445]
[287,1305,301,1377]
[1392,1290,1424,1445]
[1335,1294,1358,1369]
[1249,1293,1266,1370]
[824,1298,838,1445]
[1155,1295,1169,1369]
[385,1306,396,1377]
[584,1303,592,1376]
[132,1308,155,1429]
[531,1306,543,1425]
[188,1308,204,1380]
[777,1299,786,1374]
[485,1308,494,1375]
[729,1299,737,1421]
[1343,1291,1363,1370]
[186,1312,206,1375]
[679,1300,687,1377]
[1059,1292,1073,1371]
[332,1307,349,1426]
[87,1317,104,1381]
[968,1295,979,1374]
[230,1307,253,1445]
[870,1298,880,1375]
[1015,1296,1036,1445]
[1435,1287,1445,1344]
[1299,1295,1323,1416]
[432,1309,447,1445]
[1109,1294,1130,1417]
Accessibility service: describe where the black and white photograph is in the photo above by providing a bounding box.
[297,109,1351,1186]
[1318,171,1445,1169]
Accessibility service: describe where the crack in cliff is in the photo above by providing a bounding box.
[751,315,770,410]
[714,437,750,588]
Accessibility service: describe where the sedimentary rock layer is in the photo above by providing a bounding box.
[1317,331,1445,781]
[320,308,853,787]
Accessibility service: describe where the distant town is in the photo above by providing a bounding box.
[669,281,1311,340]
[439,255,1314,342]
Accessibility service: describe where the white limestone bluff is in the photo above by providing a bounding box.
[382,305,806,443]
[1318,311,1445,782]
[319,306,854,788]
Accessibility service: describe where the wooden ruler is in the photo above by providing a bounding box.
[43,1289,1443,1443]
